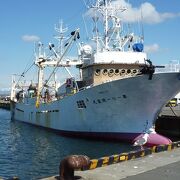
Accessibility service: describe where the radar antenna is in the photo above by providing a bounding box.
[54,20,68,55]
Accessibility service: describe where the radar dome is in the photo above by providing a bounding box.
[81,45,92,55]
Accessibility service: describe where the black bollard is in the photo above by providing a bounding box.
[59,155,90,180]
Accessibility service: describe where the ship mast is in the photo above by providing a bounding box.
[34,29,80,107]
[54,20,68,55]
[91,0,127,51]
[104,0,108,49]
[35,43,45,107]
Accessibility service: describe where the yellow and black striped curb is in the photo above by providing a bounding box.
[80,140,180,171]
[152,141,180,153]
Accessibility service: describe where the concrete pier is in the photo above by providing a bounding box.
[75,148,180,180]
[41,142,180,180]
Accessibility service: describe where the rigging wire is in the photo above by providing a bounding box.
[22,53,35,74]
[15,62,35,90]
[81,0,88,8]
[82,14,89,41]
[31,66,38,83]
[169,103,178,117]
[42,30,80,91]
[62,2,85,31]
[15,54,35,88]
[22,62,35,76]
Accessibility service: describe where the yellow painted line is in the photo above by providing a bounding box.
[131,155,136,159]
[81,141,180,171]
[152,146,157,153]
[89,159,98,170]
[113,155,119,163]
[119,153,128,161]
[101,156,109,167]
[167,144,172,151]
[140,151,145,157]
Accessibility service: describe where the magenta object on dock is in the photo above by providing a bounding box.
[133,133,172,147]
[148,133,172,146]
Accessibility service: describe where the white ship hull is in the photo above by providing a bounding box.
[11,72,180,146]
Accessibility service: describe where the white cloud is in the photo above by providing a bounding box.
[144,43,160,53]
[140,2,178,24]
[86,0,180,24]
[22,35,40,42]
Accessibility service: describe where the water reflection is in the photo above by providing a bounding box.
[0,109,135,179]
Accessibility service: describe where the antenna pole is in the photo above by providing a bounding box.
[104,0,108,49]
[140,6,144,42]
[54,20,68,55]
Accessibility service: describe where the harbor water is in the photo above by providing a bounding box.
[0,109,135,179]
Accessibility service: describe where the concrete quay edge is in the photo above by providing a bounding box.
[41,141,180,180]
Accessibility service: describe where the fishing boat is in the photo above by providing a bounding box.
[10,0,180,146]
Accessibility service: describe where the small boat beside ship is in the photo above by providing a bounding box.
[10,0,180,146]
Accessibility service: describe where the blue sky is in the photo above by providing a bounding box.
[0,0,180,89]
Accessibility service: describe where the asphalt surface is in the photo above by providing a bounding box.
[121,161,180,180]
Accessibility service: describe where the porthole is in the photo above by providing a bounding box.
[132,69,137,74]
[127,69,131,74]
[115,69,120,75]
[102,69,108,75]
[108,69,114,77]
[95,69,101,76]
[121,69,126,74]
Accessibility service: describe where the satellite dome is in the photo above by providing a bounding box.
[81,45,92,55]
